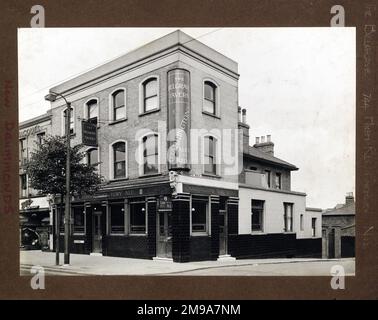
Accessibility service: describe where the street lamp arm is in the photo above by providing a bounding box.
[50,91,70,105]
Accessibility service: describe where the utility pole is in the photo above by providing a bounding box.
[45,92,71,265]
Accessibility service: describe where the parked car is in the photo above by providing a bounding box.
[20,227,41,250]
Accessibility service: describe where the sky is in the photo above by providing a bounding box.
[18,27,355,209]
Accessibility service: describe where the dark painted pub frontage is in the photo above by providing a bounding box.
[53,179,239,263]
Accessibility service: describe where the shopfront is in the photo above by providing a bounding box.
[52,182,239,262]
[19,196,51,250]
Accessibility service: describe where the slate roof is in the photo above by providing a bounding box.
[244,146,298,170]
[322,202,355,216]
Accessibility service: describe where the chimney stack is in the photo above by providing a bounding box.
[253,135,274,156]
[238,106,250,154]
[345,192,354,206]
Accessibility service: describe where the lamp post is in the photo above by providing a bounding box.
[45,91,71,265]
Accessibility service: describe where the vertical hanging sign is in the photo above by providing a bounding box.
[167,69,191,170]
[82,120,98,147]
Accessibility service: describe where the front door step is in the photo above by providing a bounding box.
[217,254,236,261]
[153,257,173,262]
[90,252,103,256]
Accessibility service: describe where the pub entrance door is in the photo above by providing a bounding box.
[219,209,228,256]
[156,210,172,259]
[92,210,103,254]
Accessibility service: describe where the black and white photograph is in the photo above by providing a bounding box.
[18,27,355,277]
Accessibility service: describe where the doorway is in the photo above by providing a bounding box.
[328,228,335,258]
[219,209,227,256]
[92,211,103,254]
[156,210,172,258]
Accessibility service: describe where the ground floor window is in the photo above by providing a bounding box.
[284,202,293,232]
[72,205,85,234]
[191,196,209,234]
[312,218,317,237]
[129,199,147,234]
[109,202,125,234]
[251,200,264,232]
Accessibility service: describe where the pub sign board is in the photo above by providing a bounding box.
[82,120,98,147]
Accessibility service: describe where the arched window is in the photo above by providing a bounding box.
[112,89,126,121]
[63,107,74,134]
[86,99,98,125]
[113,142,126,179]
[203,81,217,115]
[142,78,158,112]
[142,134,159,175]
[204,136,217,175]
[87,148,99,168]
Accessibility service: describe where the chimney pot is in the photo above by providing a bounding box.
[345,192,354,205]
[238,107,242,122]
[242,108,246,123]
[254,134,274,155]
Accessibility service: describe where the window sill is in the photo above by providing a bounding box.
[109,233,127,237]
[108,118,127,126]
[202,173,221,179]
[62,133,76,138]
[139,173,161,178]
[202,111,220,119]
[191,233,210,237]
[129,233,148,237]
[139,108,160,117]
[73,233,85,236]
[251,231,266,235]
[109,177,129,182]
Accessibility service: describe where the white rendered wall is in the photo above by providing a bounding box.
[239,186,308,237]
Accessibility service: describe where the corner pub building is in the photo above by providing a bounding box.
[22,30,321,262]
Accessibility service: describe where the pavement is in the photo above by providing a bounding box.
[20,250,355,276]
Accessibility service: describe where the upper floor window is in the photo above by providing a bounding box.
[300,214,304,231]
[265,170,271,188]
[112,89,126,121]
[63,107,74,134]
[275,172,282,189]
[204,136,217,175]
[142,134,159,175]
[142,78,158,112]
[203,81,217,115]
[87,148,99,169]
[19,138,26,159]
[20,174,27,193]
[113,142,126,179]
[284,202,293,232]
[37,132,45,145]
[86,99,98,125]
